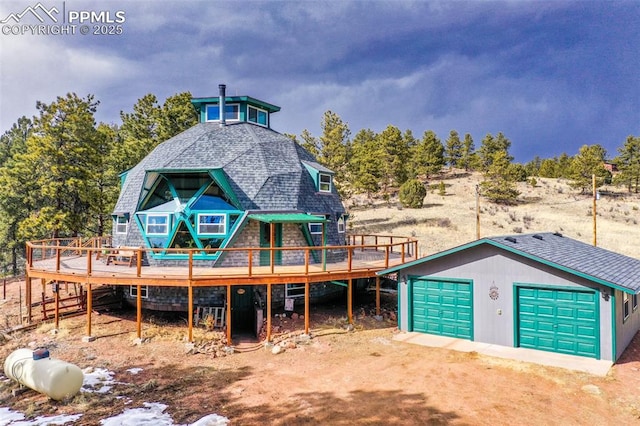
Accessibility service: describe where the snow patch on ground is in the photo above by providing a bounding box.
[1,367,229,425]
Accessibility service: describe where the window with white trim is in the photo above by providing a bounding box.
[286,283,305,298]
[146,214,169,235]
[624,292,630,320]
[130,285,148,299]
[116,216,128,234]
[634,294,638,312]
[319,173,332,192]
[198,214,226,235]
[308,221,324,235]
[205,103,239,122]
[248,105,268,126]
[337,216,345,233]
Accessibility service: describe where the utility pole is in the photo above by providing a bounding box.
[592,174,597,246]
[476,184,480,239]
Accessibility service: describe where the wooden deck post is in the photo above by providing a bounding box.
[54,282,60,329]
[375,276,381,316]
[266,283,272,342]
[136,284,142,339]
[26,275,32,324]
[347,278,353,324]
[188,282,193,343]
[86,283,92,337]
[304,279,310,335]
[226,285,232,346]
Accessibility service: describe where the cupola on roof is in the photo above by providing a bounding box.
[190,84,280,129]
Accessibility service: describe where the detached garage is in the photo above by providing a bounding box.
[380,232,640,362]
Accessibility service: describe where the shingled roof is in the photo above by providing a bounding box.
[379,232,640,293]
[112,122,345,216]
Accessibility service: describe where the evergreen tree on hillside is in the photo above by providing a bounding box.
[349,128,383,197]
[318,111,350,194]
[479,150,520,204]
[378,125,411,191]
[11,93,102,239]
[614,135,640,193]
[116,92,196,174]
[413,130,444,178]
[478,132,513,171]
[568,144,610,194]
[0,117,33,273]
[460,133,476,171]
[538,158,559,178]
[445,130,463,169]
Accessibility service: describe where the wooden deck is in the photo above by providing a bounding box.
[26,235,416,287]
[24,235,416,344]
[28,248,413,286]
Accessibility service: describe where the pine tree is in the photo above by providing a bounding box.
[413,130,444,178]
[480,150,520,204]
[349,128,383,197]
[568,144,610,194]
[615,135,640,192]
[445,130,463,169]
[14,93,102,239]
[478,132,513,172]
[0,117,33,273]
[378,125,411,191]
[460,133,475,171]
[318,111,350,193]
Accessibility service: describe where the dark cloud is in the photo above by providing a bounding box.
[0,0,638,162]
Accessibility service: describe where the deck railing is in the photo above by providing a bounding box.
[26,234,418,282]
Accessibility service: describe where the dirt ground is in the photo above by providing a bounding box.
[2,280,640,425]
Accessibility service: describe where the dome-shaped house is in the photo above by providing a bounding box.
[24,85,416,343]
[111,86,348,314]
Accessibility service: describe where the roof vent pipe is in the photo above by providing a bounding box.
[218,84,226,127]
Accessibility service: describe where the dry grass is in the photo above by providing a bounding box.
[348,172,640,258]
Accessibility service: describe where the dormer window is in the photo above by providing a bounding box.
[206,104,239,122]
[319,173,332,193]
[248,105,268,126]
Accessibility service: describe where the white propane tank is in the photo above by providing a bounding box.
[3,348,84,401]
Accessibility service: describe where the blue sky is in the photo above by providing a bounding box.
[0,1,638,162]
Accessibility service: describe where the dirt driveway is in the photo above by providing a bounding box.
[2,281,640,425]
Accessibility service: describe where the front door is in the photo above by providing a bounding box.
[259,222,282,266]
[231,286,254,336]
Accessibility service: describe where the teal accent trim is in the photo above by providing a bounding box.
[299,224,321,263]
[210,169,241,209]
[329,280,348,288]
[611,290,617,361]
[512,284,519,348]
[406,276,412,331]
[397,275,403,330]
[377,238,637,295]
[302,162,319,189]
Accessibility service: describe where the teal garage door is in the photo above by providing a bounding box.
[517,287,599,358]
[411,278,472,339]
